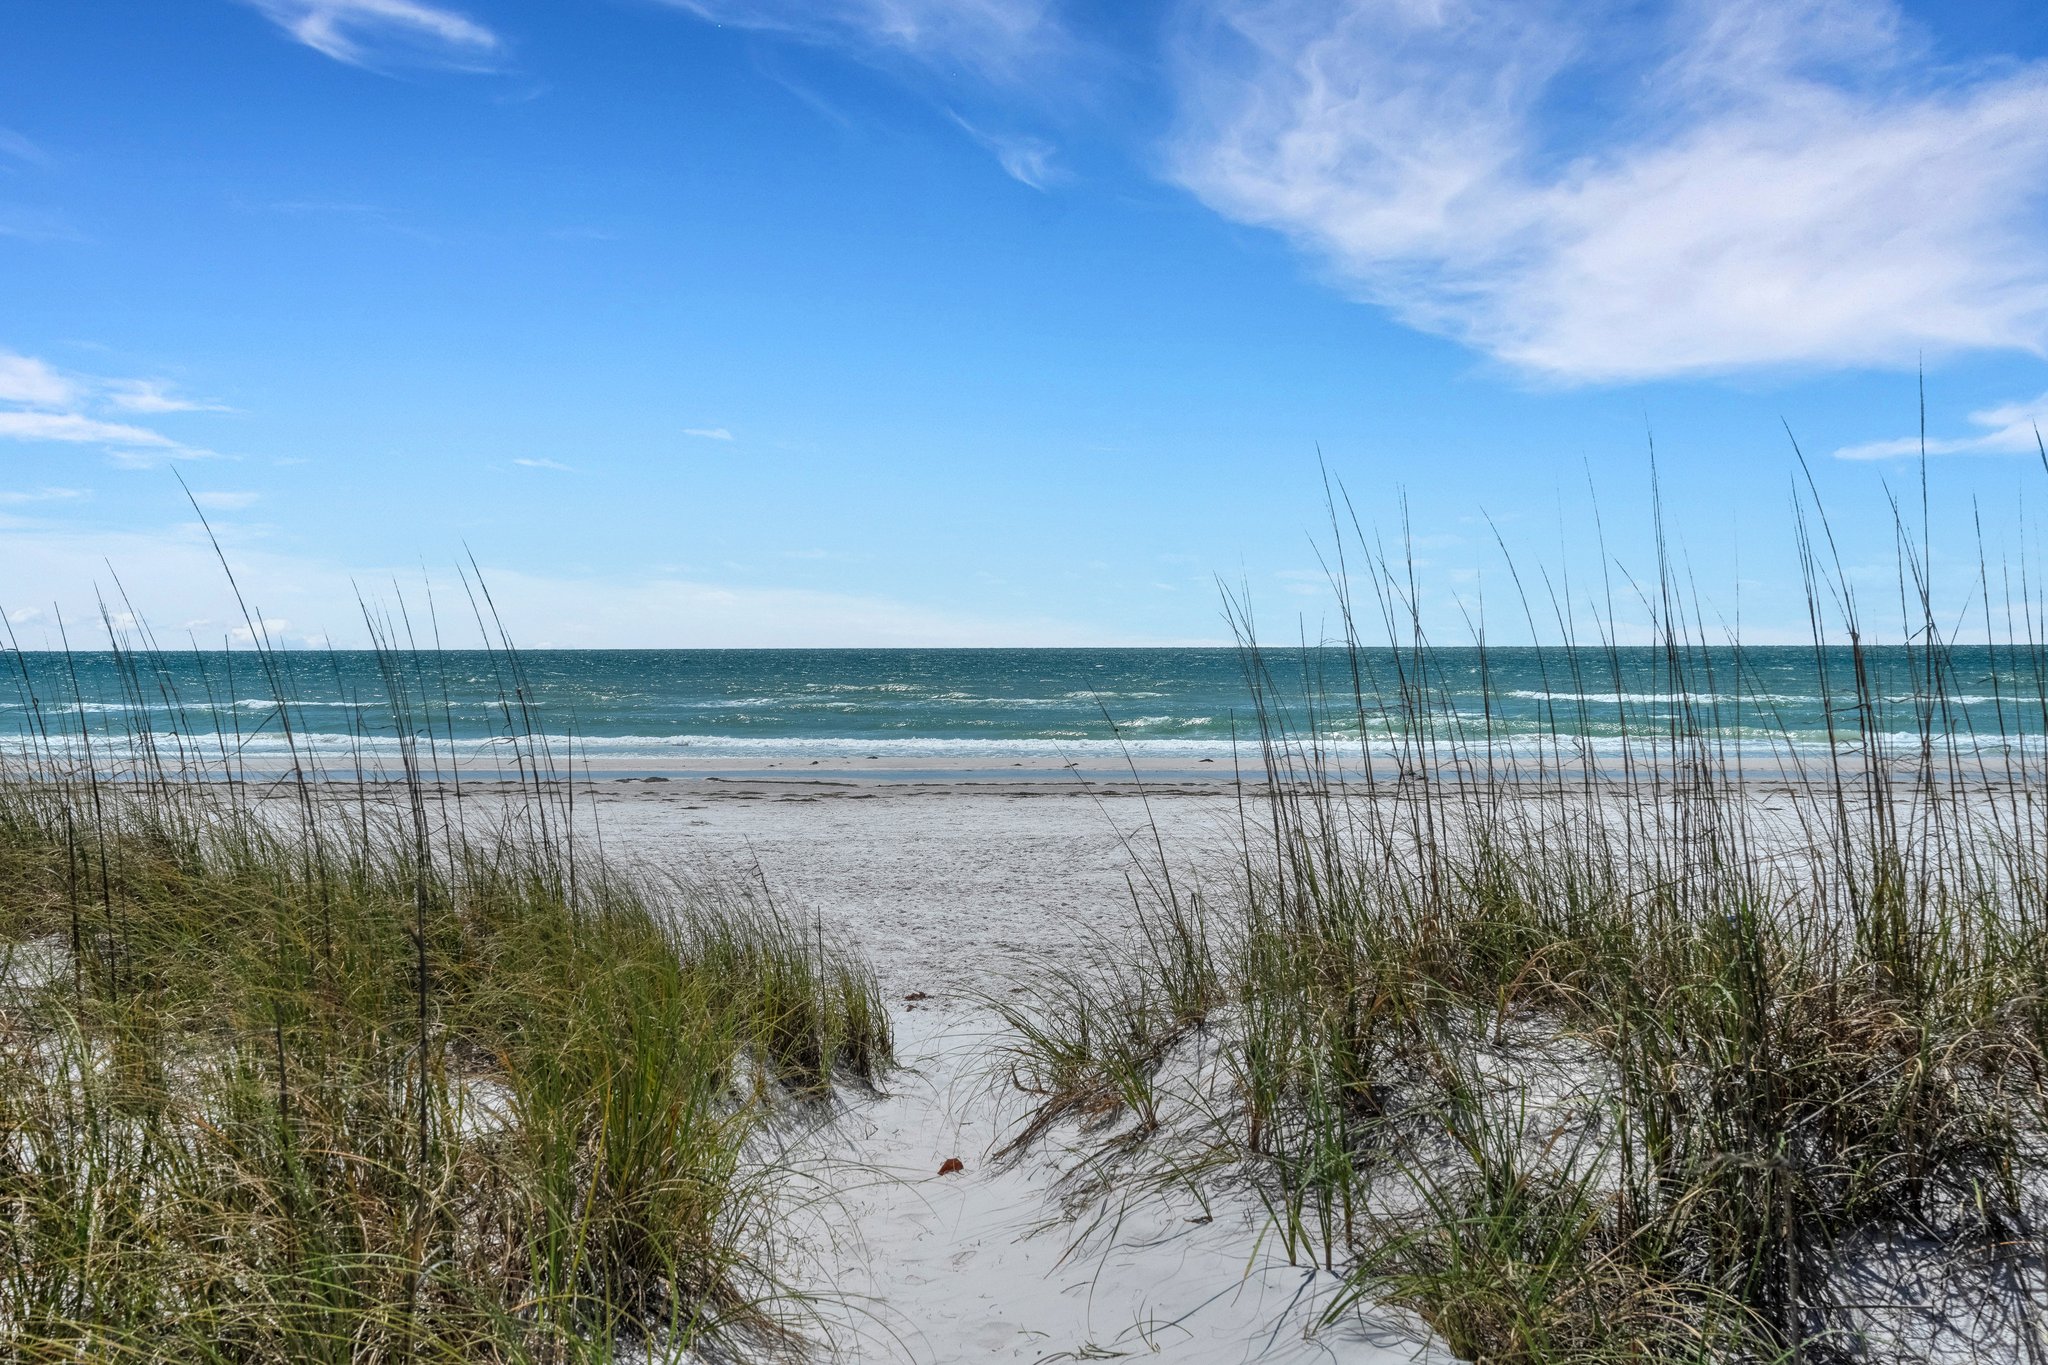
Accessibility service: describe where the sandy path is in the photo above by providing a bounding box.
[591,779,1443,1365]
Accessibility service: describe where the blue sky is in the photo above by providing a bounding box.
[3,0,2047,647]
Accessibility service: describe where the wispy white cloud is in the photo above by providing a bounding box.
[1169,0,2048,381]
[0,352,80,408]
[512,457,576,471]
[683,426,734,441]
[989,135,1057,189]
[243,0,501,70]
[661,0,1063,85]
[0,487,88,506]
[0,348,225,462]
[662,0,1073,183]
[949,112,1061,189]
[1836,392,2048,460]
[103,379,234,414]
[0,411,176,447]
[228,617,294,647]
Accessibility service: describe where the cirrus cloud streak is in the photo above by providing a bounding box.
[1168,0,2048,382]
[1836,392,2048,460]
[242,0,500,70]
[0,348,226,465]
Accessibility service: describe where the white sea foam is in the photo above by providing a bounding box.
[1501,689,1820,705]
[7,727,2043,772]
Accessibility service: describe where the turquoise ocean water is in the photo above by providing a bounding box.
[5,646,2046,773]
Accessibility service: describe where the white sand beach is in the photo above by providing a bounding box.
[588,776,1447,1364]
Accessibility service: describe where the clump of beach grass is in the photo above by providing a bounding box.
[998,458,2048,1363]
[0,570,890,1362]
